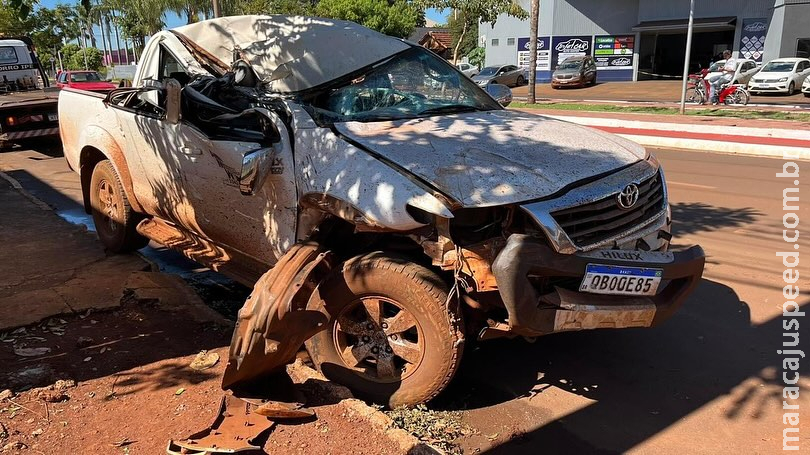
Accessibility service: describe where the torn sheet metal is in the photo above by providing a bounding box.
[222,242,332,392]
[172,15,409,93]
[166,395,275,454]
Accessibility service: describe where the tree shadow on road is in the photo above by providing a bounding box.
[435,278,807,454]
[670,201,762,237]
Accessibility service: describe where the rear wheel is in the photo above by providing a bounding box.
[516,75,526,86]
[89,160,148,253]
[305,252,464,408]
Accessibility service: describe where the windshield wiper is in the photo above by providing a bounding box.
[418,105,484,116]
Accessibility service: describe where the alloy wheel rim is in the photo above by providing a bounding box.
[98,179,119,234]
[333,296,424,383]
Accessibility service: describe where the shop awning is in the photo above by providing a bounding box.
[632,16,737,32]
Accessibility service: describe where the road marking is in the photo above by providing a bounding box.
[667,180,717,190]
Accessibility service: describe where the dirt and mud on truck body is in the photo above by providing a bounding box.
[59,15,705,409]
[0,37,59,148]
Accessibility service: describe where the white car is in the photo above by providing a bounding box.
[456,62,478,78]
[705,58,760,85]
[802,77,810,97]
[748,58,810,95]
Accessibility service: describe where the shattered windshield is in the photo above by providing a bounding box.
[302,47,501,123]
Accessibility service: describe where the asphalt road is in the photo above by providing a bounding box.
[1,145,808,453]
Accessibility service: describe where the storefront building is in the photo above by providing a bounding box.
[479,0,810,82]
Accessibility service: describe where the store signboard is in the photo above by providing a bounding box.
[551,35,592,69]
[739,18,768,62]
[517,37,552,71]
[593,35,635,70]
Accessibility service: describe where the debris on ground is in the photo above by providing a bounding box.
[386,404,473,454]
[12,347,50,358]
[30,379,76,403]
[0,390,12,401]
[189,350,220,371]
[75,336,94,348]
[1,440,26,452]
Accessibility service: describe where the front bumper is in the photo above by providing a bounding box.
[491,234,705,337]
[748,82,789,92]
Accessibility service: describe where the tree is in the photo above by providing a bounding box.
[68,46,103,70]
[447,9,477,63]
[415,1,527,64]
[527,0,538,103]
[315,0,420,38]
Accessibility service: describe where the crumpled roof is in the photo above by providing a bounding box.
[174,15,410,93]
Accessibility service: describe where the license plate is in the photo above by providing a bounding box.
[47,114,58,121]
[580,264,662,296]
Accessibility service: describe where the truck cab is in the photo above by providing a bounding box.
[0,37,59,148]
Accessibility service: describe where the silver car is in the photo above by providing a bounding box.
[472,64,527,87]
[456,62,478,78]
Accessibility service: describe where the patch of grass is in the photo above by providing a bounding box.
[386,404,474,454]
[510,102,810,122]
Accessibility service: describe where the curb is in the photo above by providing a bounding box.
[515,110,810,160]
[287,359,442,454]
[0,171,53,211]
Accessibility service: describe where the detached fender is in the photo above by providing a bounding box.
[222,242,333,391]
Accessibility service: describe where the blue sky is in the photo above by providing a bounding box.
[38,0,449,42]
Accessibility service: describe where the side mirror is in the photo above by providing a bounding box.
[164,78,181,124]
[485,83,513,107]
[239,111,287,196]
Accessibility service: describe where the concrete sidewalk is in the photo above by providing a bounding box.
[511,80,810,108]
[0,174,149,329]
[516,107,810,159]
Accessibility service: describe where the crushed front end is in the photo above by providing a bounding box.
[421,156,705,340]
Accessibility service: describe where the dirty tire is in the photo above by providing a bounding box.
[89,160,148,253]
[305,252,464,408]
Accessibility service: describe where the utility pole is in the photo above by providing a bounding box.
[679,0,695,114]
[212,0,220,18]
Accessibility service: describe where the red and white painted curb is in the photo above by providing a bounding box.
[540,114,810,160]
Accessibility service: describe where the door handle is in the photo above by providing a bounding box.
[179,146,202,156]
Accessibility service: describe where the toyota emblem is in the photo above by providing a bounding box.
[617,184,640,210]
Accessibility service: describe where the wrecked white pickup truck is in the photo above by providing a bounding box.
[60,15,705,408]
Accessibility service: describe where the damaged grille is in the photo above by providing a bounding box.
[551,171,665,247]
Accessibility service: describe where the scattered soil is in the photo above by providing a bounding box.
[0,299,400,454]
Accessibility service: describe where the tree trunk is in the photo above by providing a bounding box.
[112,13,122,65]
[453,20,467,65]
[528,0,540,104]
[99,15,109,67]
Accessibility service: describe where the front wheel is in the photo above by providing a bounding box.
[788,82,795,95]
[685,87,704,104]
[305,252,464,408]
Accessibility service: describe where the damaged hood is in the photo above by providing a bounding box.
[335,110,648,207]
[174,15,409,93]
